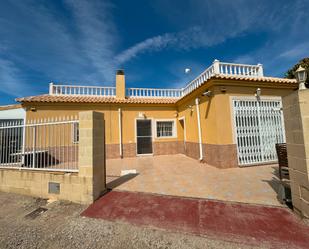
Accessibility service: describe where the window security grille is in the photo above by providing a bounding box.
[156,121,174,137]
[233,99,285,166]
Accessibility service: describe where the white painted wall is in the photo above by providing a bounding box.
[0,108,26,120]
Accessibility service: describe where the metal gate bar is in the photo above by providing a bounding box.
[0,118,79,172]
[233,98,285,165]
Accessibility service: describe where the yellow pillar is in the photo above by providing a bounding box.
[78,111,106,203]
[116,69,126,99]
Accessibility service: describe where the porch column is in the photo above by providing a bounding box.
[282,89,309,218]
[78,111,106,203]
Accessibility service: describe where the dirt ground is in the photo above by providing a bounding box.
[0,192,279,249]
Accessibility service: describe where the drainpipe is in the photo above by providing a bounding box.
[195,98,203,161]
[118,108,123,158]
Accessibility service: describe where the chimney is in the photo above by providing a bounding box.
[116,69,126,99]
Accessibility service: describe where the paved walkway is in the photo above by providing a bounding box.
[82,191,309,249]
[107,155,282,206]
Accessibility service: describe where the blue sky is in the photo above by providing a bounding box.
[0,0,308,104]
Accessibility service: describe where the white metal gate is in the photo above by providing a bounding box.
[0,118,79,172]
[232,98,285,166]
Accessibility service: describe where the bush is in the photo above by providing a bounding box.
[285,58,309,86]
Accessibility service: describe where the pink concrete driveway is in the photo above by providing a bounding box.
[106,155,282,206]
[82,191,309,249]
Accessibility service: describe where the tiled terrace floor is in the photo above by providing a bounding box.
[106,154,282,206]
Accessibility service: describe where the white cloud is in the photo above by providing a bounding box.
[115,0,308,65]
[0,0,120,98]
[64,0,118,81]
[114,2,260,64]
[279,42,309,60]
[116,33,177,64]
[0,0,308,98]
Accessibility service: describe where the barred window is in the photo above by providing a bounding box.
[156,121,174,138]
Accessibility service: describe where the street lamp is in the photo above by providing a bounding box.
[295,66,307,90]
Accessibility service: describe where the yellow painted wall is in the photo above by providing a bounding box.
[177,85,218,144]
[211,84,295,144]
[24,103,178,145]
[116,74,126,99]
[177,119,185,141]
[25,104,119,144]
[176,79,296,145]
[23,78,296,148]
[120,105,177,143]
[177,97,202,143]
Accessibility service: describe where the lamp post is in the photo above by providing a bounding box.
[295,66,307,90]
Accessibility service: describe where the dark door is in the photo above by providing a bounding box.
[136,120,152,155]
[179,119,186,152]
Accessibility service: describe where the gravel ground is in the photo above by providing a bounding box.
[0,192,277,249]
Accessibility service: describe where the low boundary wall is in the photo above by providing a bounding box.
[0,111,106,204]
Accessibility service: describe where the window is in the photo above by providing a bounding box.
[73,122,79,143]
[156,121,175,138]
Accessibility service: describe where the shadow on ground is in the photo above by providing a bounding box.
[106,174,138,190]
[262,166,293,208]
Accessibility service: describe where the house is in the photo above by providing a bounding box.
[1,60,298,168]
[0,104,25,121]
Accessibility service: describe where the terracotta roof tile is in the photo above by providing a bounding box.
[213,74,298,84]
[16,75,298,104]
[0,104,22,111]
[16,94,178,104]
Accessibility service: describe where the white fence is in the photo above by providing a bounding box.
[182,62,216,96]
[50,84,116,97]
[49,60,264,99]
[182,60,263,97]
[218,62,263,77]
[0,118,79,172]
[127,88,183,98]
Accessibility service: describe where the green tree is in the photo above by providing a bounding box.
[285,57,309,86]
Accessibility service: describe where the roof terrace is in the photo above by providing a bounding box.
[49,60,264,99]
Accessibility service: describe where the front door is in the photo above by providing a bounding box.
[136,119,153,155]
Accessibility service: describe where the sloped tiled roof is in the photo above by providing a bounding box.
[0,104,22,110]
[16,75,298,105]
[212,74,297,84]
[16,94,178,104]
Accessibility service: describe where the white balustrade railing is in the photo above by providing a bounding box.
[219,61,263,77]
[182,60,263,97]
[182,63,215,96]
[127,88,183,98]
[50,84,116,97]
[48,60,264,99]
